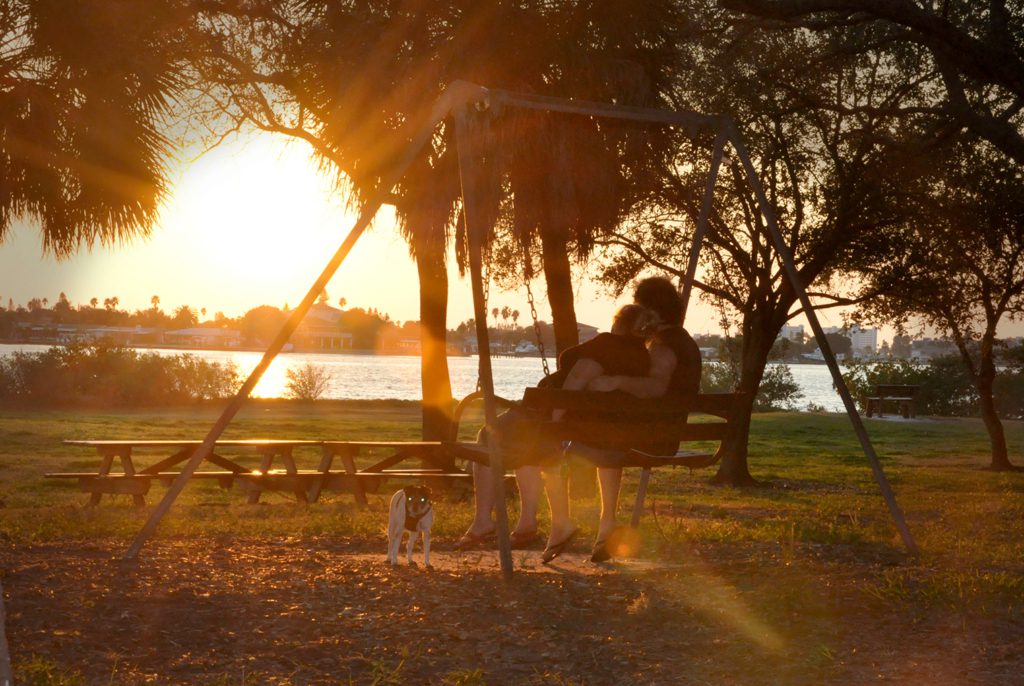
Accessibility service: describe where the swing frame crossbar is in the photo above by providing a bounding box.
[124,81,918,574]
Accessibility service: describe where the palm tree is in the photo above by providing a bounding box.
[0,1,190,256]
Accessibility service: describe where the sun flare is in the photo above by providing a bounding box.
[163,140,347,294]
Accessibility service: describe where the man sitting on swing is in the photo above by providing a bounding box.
[458,276,701,563]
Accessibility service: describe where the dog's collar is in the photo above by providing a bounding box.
[404,503,432,532]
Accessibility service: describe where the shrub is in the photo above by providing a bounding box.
[841,356,980,417]
[995,367,1024,420]
[0,343,239,406]
[755,364,803,411]
[700,361,803,411]
[284,362,333,400]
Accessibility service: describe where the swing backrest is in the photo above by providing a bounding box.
[520,387,743,451]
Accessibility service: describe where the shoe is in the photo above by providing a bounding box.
[591,526,637,562]
[509,529,542,549]
[590,538,612,563]
[454,529,495,550]
[540,528,578,564]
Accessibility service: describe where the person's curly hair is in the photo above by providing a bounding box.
[633,277,683,325]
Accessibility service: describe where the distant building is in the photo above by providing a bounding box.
[698,347,719,360]
[911,338,957,361]
[165,327,242,348]
[779,324,804,342]
[21,323,162,346]
[294,303,353,351]
[848,324,878,356]
[821,324,877,356]
[892,335,913,359]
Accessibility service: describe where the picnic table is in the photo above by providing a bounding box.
[48,439,486,507]
[866,384,920,419]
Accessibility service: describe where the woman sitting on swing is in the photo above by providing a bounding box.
[458,277,701,563]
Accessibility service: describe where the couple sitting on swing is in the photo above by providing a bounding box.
[458,276,702,563]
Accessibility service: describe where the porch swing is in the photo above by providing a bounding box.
[124,81,919,578]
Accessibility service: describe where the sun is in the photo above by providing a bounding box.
[163,139,346,293]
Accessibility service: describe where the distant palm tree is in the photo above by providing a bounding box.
[172,304,198,328]
[0,1,189,256]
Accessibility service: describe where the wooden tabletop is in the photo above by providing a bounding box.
[64,439,323,447]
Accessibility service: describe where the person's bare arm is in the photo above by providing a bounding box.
[585,340,677,398]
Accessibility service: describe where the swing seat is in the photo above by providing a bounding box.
[449,388,745,524]
[523,388,744,525]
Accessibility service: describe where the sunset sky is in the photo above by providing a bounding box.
[0,132,737,334]
[0,131,960,340]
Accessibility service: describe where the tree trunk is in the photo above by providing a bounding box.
[976,366,1016,471]
[416,244,454,444]
[710,321,773,487]
[539,230,579,354]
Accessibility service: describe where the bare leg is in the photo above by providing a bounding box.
[466,462,496,536]
[513,466,542,534]
[543,464,576,548]
[596,467,623,541]
[542,357,603,544]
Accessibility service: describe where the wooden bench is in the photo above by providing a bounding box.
[449,388,745,525]
[48,440,323,506]
[50,437,500,507]
[866,384,919,418]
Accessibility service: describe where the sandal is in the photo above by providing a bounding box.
[454,529,495,550]
[590,537,613,563]
[540,528,578,564]
[509,529,542,549]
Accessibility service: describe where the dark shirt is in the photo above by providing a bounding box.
[538,332,650,389]
[653,326,702,396]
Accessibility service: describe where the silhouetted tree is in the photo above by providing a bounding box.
[597,9,902,485]
[0,0,193,256]
[855,138,1024,471]
[722,0,1024,165]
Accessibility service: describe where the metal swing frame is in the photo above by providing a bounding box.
[125,81,919,578]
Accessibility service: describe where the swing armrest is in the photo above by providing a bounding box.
[450,390,517,442]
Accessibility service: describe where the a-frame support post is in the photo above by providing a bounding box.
[453,102,515,581]
[124,85,477,560]
[679,129,728,322]
[725,125,919,555]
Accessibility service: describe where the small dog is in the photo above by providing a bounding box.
[387,485,433,567]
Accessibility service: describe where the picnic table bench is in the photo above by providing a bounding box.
[866,384,920,419]
[49,440,323,506]
[48,438,492,507]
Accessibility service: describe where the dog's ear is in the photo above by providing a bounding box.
[421,486,431,499]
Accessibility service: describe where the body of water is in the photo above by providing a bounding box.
[0,343,846,412]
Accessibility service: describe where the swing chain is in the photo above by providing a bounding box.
[475,263,492,392]
[524,275,550,377]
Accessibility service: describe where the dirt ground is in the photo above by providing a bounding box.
[3,536,1023,685]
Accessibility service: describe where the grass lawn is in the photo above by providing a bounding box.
[1,400,1022,684]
